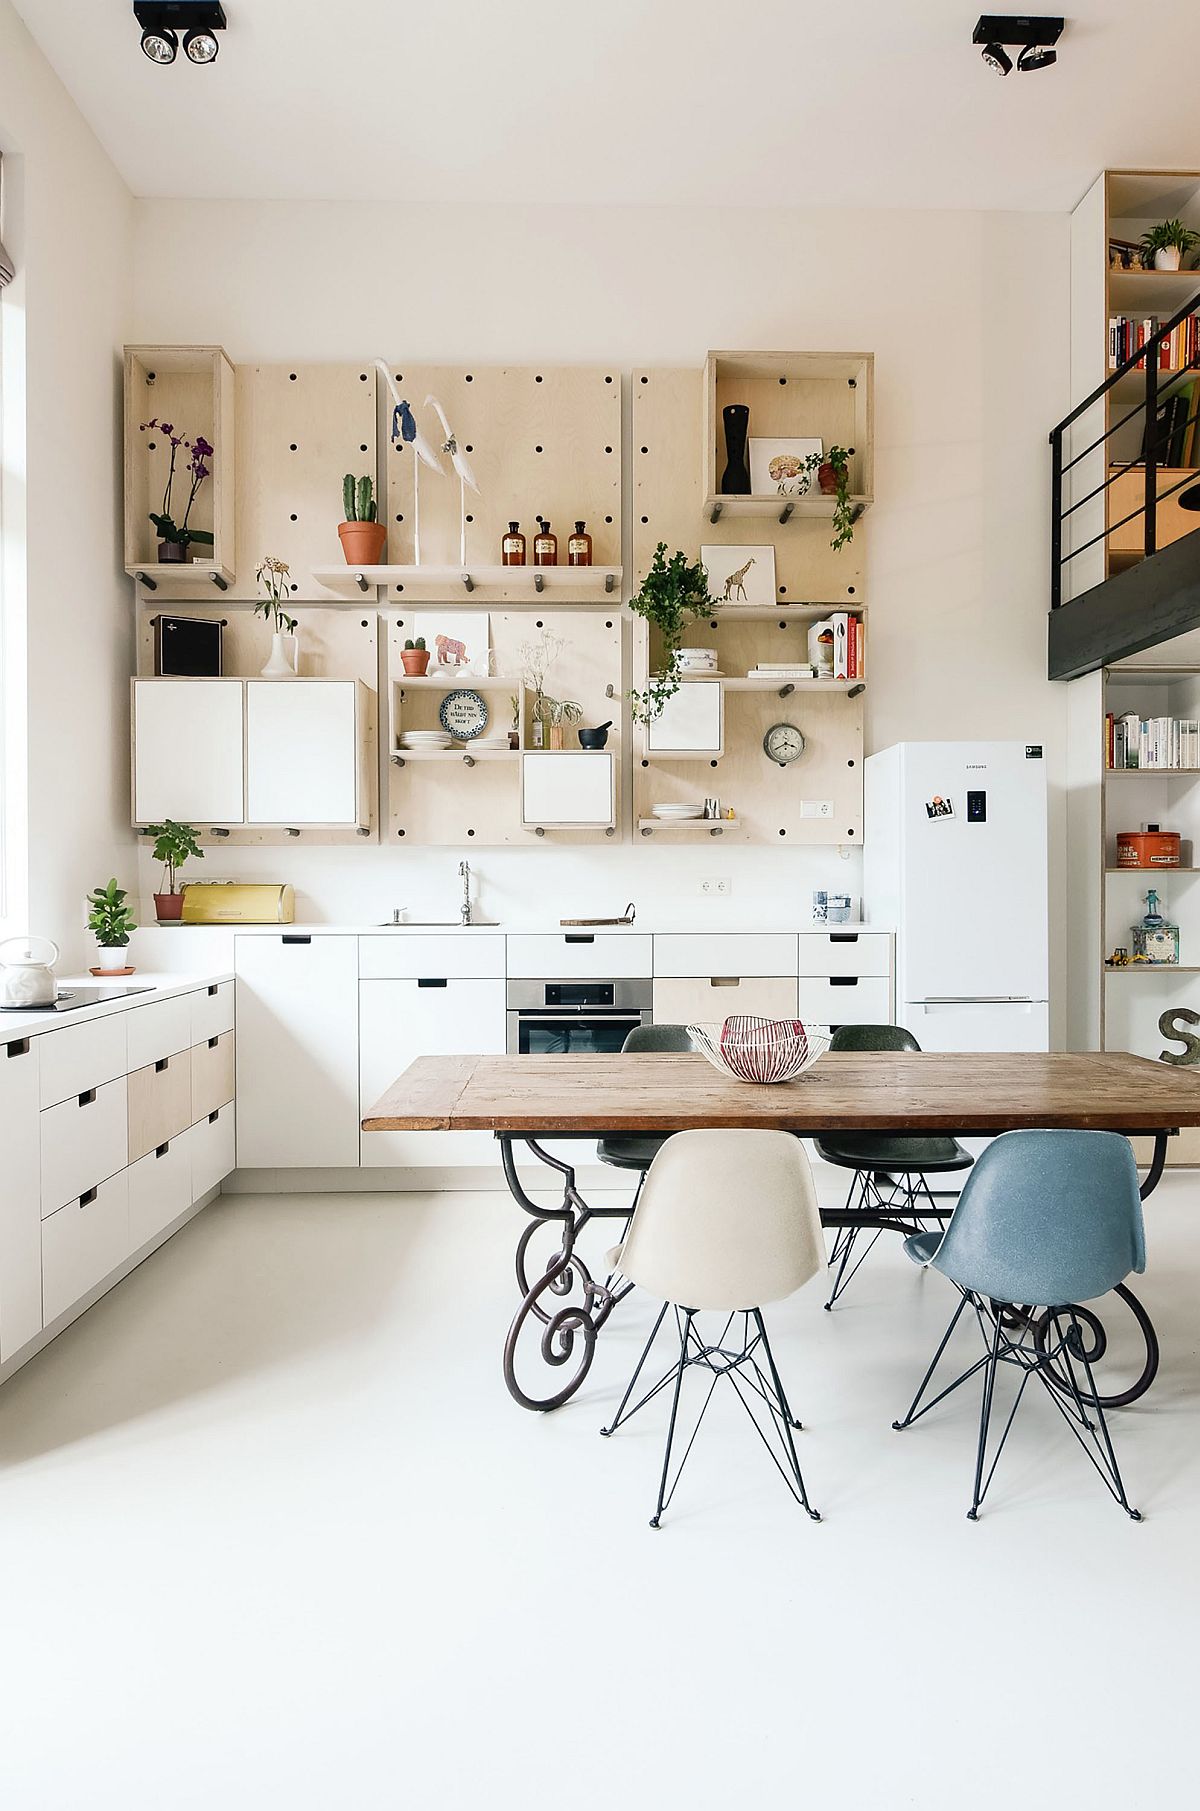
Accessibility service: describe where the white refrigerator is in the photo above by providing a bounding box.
[864,741,1049,1052]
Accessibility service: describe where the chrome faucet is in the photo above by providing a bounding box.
[459,859,472,926]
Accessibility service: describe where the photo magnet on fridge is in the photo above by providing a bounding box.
[925,795,954,819]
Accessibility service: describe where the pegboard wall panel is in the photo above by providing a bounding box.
[383,366,622,576]
[632,369,864,603]
[228,363,379,600]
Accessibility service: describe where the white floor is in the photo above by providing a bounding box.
[2,1171,1199,1809]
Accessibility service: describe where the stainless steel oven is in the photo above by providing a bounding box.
[506,979,653,1055]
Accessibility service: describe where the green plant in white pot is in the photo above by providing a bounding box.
[1140,219,1199,272]
[87,879,137,975]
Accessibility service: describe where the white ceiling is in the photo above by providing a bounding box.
[12,0,1200,211]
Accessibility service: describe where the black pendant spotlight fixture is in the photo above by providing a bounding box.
[973,15,1064,75]
[134,2,227,66]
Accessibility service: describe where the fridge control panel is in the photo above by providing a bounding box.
[966,790,987,823]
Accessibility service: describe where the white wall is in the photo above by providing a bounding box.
[130,202,1071,1021]
[0,0,135,967]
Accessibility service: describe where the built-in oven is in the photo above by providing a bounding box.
[506,979,653,1055]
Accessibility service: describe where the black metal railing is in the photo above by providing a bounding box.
[1050,287,1200,609]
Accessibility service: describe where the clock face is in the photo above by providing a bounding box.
[438,688,489,740]
[763,722,806,767]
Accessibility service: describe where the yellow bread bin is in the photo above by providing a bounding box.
[181,883,296,925]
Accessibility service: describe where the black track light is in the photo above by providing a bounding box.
[973,16,1063,74]
[982,41,1013,74]
[183,26,220,63]
[134,3,226,67]
[1017,42,1056,70]
[140,25,177,63]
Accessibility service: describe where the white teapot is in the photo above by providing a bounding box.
[0,936,60,1010]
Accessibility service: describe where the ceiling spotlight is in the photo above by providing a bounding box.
[140,25,177,63]
[133,3,227,66]
[973,16,1063,75]
[981,41,1013,74]
[1017,42,1056,70]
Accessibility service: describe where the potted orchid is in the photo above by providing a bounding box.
[255,556,299,677]
[139,419,215,563]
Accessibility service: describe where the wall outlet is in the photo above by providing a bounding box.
[699,876,731,897]
[800,800,835,819]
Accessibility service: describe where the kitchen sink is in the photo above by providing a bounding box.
[375,920,501,927]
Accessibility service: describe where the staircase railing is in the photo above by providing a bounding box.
[1050,287,1200,610]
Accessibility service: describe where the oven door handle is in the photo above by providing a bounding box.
[513,1012,643,1024]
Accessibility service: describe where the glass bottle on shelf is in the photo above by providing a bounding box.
[567,520,592,566]
[502,521,526,566]
[533,518,558,566]
[1132,888,1180,964]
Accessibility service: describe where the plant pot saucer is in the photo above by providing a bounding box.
[90,966,136,977]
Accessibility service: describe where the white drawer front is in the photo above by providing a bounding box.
[38,1015,128,1108]
[358,935,506,980]
[41,1171,130,1326]
[506,934,653,980]
[126,994,194,1070]
[797,976,892,1027]
[128,1136,193,1250]
[190,981,235,1044]
[654,976,799,1024]
[653,933,799,979]
[798,932,892,978]
[188,1104,235,1200]
[40,1078,129,1218]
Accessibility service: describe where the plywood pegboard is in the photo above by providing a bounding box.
[382,365,622,582]
[384,607,622,845]
[631,369,864,602]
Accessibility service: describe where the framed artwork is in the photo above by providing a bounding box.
[701,544,777,606]
[748,436,823,498]
[412,611,490,675]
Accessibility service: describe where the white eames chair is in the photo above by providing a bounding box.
[600,1129,826,1527]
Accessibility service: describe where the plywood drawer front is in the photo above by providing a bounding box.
[40,1079,128,1217]
[128,1051,193,1165]
[653,933,798,979]
[359,935,506,980]
[128,1137,193,1251]
[190,981,235,1044]
[41,1171,130,1326]
[654,976,799,1024]
[191,1031,235,1123]
[797,976,892,1026]
[798,933,892,978]
[506,934,653,979]
[38,1015,128,1108]
[126,994,194,1071]
[188,1103,235,1200]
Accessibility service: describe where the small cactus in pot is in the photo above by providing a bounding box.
[338,471,387,566]
[400,634,430,677]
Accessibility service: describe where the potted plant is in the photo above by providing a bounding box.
[255,556,300,677]
[339,474,387,566]
[1140,219,1199,272]
[139,420,214,563]
[816,446,855,552]
[401,636,430,677]
[628,543,719,723]
[148,819,203,921]
[87,879,137,976]
[536,695,583,749]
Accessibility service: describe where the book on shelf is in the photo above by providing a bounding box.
[1135,381,1198,469]
[829,610,865,680]
[1109,311,1199,379]
[1106,710,1200,769]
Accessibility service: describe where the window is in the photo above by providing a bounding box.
[0,152,26,938]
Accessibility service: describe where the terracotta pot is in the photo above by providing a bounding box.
[90,964,136,978]
[400,649,431,677]
[154,892,184,922]
[338,520,387,566]
[817,462,841,496]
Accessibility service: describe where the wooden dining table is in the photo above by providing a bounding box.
[363,1050,1200,1411]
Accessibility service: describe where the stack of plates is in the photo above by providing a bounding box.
[652,802,705,820]
[469,736,511,753]
[400,730,453,752]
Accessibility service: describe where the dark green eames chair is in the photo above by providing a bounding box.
[596,1023,695,1188]
[816,1023,972,1311]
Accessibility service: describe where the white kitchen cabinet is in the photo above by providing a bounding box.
[654,933,799,978]
[40,1078,129,1217]
[188,1103,237,1200]
[235,934,360,1167]
[521,752,614,829]
[507,933,654,980]
[128,1135,192,1250]
[358,934,505,981]
[798,932,892,978]
[246,680,367,827]
[360,977,507,1167]
[797,975,892,1027]
[41,1172,130,1328]
[653,976,799,1024]
[0,1037,42,1362]
[648,681,723,756]
[133,679,245,825]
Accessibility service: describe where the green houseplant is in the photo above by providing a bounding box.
[1140,219,1199,272]
[816,446,856,552]
[87,879,137,975]
[535,695,583,749]
[339,472,387,566]
[628,543,719,723]
[138,420,214,563]
[148,820,203,922]
[401,635,430,678]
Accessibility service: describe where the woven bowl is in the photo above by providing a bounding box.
[687,1015,830,1084]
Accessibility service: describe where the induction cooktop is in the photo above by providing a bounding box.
[0,985,155,1014]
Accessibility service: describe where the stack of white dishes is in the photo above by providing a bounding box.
[400,730,453,752]
[468,735,512,753]
[652,802,705,820]
[677,647,721,678]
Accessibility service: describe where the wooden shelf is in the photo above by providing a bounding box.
[394,675,520,691]
[312,564,622,602]
[691,602,868,620]
[637,817,741,836]
[124,345,235,584]
[1105,766,1200,775]
[1105,964,1200,975]
[1107,268,1200,309]
[128,559,235,592]
[669,674,863,693]
[702,493,872,524]
[1105,865,1200,872]
[391,749,517,764]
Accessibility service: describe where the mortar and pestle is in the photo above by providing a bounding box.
[577,721,612,750]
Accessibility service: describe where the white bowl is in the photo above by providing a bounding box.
[687,1017,830,1084]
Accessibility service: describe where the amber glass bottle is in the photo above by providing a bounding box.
[502,521,526,566]
[567,520,592,566]
[533,518,558,566]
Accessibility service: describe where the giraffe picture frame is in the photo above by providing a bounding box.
[701,543,777,607]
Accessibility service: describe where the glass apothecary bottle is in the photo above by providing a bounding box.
[533,518,557,566]
[1132,889,1180,965]
[502,521,526,566]
[567,520,592,566]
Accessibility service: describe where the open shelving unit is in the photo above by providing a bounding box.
[124,345,236,590]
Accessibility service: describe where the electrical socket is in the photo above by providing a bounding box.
[700,877,731,897]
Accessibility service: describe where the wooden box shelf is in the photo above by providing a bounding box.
[702,350,874,521]
[124,345,235,586]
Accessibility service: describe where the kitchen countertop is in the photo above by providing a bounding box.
[0,972,233,1041]
[136,922,893,936]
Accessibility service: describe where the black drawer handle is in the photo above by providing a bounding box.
[829,933,859,943]
[209,1109,220,1123]
[565,934,594,944]
[207,984,219,995]
[828,976,859,988]
[282,934,312,945]
[5,1038,30,1059]
[208,1035,219,1048]
[78,1088,96,1107]
[155,1057,169,1073]
[156,1143,169,1159]
[79,1186,97,1208]
[417,978,448,988]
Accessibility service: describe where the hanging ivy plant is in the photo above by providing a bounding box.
[821,445,855,552]
[627,543,720,723]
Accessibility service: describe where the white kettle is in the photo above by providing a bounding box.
[0,936,60,1010]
